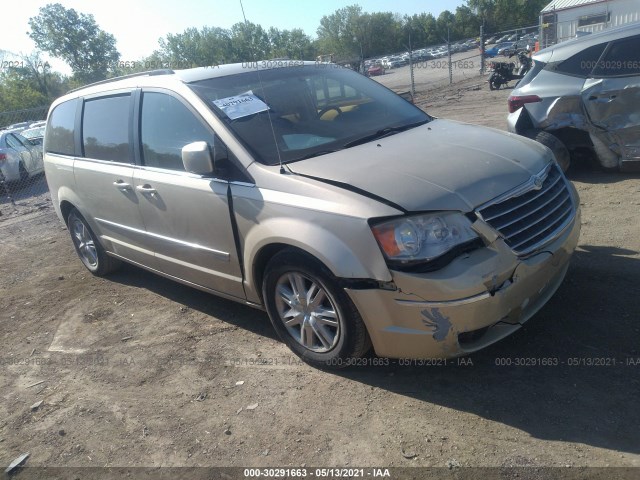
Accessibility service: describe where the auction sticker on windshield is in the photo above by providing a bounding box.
[213,91,269,120]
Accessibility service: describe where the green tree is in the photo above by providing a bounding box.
[0,50,71,112]
[436,10,456,42]
[157,26,233,67]
[229,22,271,61]
[316,5,367,61]
[28,3,120,84]
[268,28,315,60]
[0,70,48,111]
[467,0,547,34]
[454,5,480,39]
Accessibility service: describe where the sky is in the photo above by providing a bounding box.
[1,0,466,74]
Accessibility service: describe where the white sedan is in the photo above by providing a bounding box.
[0,131,44,183]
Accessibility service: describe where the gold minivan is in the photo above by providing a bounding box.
[44,62,580,368]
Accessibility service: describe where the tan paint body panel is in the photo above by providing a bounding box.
[347,206,581,359]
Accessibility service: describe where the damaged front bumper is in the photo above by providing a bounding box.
[346,206,581,359]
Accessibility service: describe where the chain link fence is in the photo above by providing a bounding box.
[0,106,52,221]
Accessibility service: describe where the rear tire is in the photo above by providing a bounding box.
[489,74,502,90]
[526,130,571,172]
[67,208,121,276]
[262,249,371,369]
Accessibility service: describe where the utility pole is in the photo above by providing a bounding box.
[403,19,416,101]
[447,27,452,85]
[353,35,364,74]
[408,24,415,100]
[480,22,485,75]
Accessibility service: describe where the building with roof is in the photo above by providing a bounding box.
[540,0,640,46]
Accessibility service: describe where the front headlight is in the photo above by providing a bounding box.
[371,212,481,271]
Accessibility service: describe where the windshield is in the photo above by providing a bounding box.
[188,65,430,165]
[22,127,45,139]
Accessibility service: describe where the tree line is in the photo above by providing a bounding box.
[1,1,548,113]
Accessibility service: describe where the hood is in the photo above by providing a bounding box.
[288,119,552,212]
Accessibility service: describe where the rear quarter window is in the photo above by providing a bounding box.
[554,42,607,77]
[592,35,640,77]
[45,99,77,156]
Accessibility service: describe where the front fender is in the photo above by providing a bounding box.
[240,216,392,304]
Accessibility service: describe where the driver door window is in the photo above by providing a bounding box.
[140,92,216,171]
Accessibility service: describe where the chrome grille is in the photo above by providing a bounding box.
[477,164,575,255]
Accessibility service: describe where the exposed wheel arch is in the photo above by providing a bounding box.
[60,200,76,226]
[252,243,293,304]
[253,243,339,305]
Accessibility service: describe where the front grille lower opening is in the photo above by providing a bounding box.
[458,326,490,346]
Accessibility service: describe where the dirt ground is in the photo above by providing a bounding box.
[1,75,639,479]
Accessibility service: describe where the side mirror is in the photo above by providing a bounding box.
[182,141,214,175]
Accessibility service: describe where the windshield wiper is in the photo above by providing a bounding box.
[342,119,430,149]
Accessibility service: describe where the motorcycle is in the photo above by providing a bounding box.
[488,50,532,90]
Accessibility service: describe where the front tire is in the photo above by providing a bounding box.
[262,249,371,369]
[67,209,121,276]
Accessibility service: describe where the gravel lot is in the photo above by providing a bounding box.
[1,73,639,479]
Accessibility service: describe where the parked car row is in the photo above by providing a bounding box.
[364,39,480,74]
[486,32,538,46]
[484,39,536,58]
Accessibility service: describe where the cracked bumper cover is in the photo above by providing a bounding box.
[346,206,581,359]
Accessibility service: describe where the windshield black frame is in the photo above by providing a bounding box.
[188,65,431,166]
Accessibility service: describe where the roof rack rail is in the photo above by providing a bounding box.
[68,69,175,93]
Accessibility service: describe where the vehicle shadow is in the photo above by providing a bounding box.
[566,160,640,184]
[334,246,640,454]
[108,262,277,342]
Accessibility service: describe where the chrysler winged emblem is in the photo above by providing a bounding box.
[531,169,548,190]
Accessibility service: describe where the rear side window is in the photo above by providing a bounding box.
[45,99,77,156]
[13,134,33,149]
[140,92,215,171]
[5,134,22,149]
[555,42,607,77]
[82,95,131,162]
[592,35,640,77]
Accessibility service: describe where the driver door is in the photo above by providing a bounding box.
[133,90,245,299]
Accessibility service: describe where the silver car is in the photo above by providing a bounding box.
[508,22,640,172]
[44,62,580,368]
[0,131,44,183]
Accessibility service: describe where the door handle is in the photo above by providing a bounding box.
[113,180,131,189]
[588,95,616,102]
[136,184,157,194]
